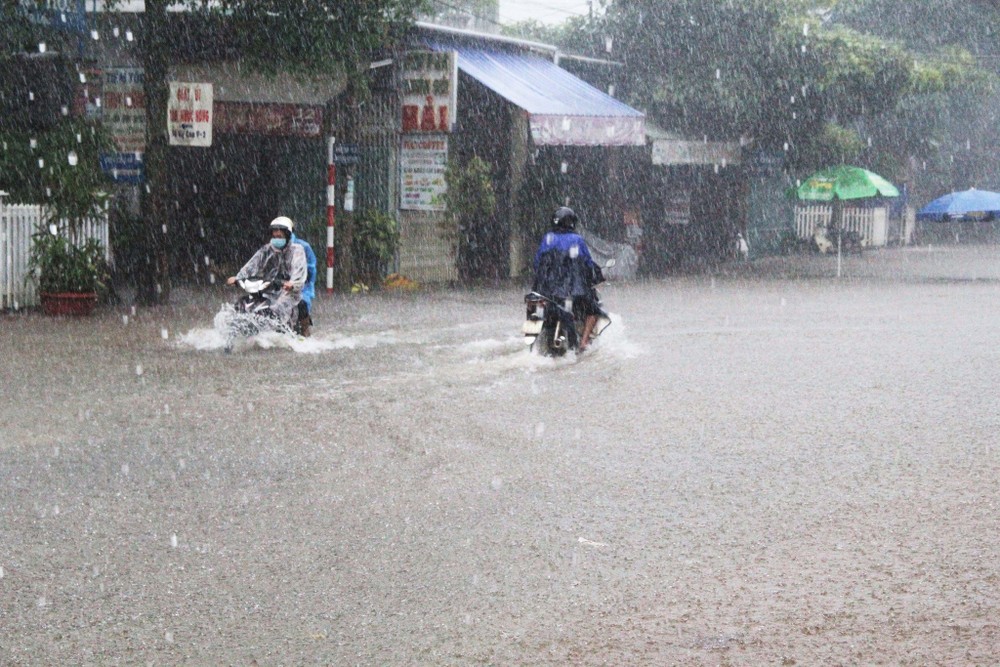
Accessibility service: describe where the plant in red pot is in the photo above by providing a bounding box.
[27,227,109,316]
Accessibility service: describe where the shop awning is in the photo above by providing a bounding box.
[430,45,645,147]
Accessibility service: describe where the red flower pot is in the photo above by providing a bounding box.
[40,292,98,316]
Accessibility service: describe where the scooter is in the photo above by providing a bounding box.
[223,277,301,352]
[522,260,613,357]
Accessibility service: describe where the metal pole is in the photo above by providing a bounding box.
[326,137,336,293]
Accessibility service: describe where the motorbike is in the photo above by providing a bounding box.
[522,260,614,357]
[223,276,302,352]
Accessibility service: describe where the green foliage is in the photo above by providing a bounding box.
[351,209,399,284]
[27,231,109,295]
[443,155,496,246]
[202,0,427,77]
[0,119,114,224]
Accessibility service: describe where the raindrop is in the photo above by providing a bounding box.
[79,72,86,83]
[607,84,615,96]
[94,97,101,108]
[715,68,721,80]
[52,505,59,516]
[38,42,46,53]
[165,631,174,643]
[604,35,613,52]
[713,164,719,174]
[534,422,545,437]
[966,139,971,150]
[790,95,796,104]
[61,106,68,116]
[122,315,129,325]
[113,27,120,37]
[37,158,45,169]
[780,297,787,307]
[164,405,171,415]
[29,138,37,149]
[203,255,210,266]
[783,142,789,152]
[121,463,130,475]
[170,534,178,548]
[130,306,137,316]
[560,161,568,174]
[53,446,59,457]
[0,566,4,579]
[45,187,51,197]
[161,224,168,234]
[90,29,99,41]
[160,328,169,340]
[49,224,58,235]
[67,151,78,167]
[126,30,134,42]
[792,112,797,120]
[76,133,82,143]
[37,597,46,608]
[867,137,872,147]
[208,274,216,285]
[803,23,809,37]
[801,44,807,54]
[135,364,144,376]
[28,91,34,101]
[490,477,503,490]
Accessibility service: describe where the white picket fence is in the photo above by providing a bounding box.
[795,204,888,247]
[1,203,110,310]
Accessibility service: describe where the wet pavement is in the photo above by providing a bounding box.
[2,245,999,665]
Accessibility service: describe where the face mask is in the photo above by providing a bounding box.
[270,237,287,250]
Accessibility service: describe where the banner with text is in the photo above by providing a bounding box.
[400,135,448,211]
[168,82,213,147]
[401,50,457,134]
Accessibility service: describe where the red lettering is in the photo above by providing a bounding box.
[194,109,210,123]
[176,87,189,101]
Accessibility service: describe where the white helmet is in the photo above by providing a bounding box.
[269,216,294,233]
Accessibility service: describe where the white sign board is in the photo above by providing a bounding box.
[400,135,448,211]
[168,82,213,147]
[401,51,457,133]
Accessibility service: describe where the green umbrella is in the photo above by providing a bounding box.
[795,165,899,278]
[796,165,899,201]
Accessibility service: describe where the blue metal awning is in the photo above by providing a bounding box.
[428,44,645,147]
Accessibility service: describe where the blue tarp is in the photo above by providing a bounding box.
[427,44,645,146]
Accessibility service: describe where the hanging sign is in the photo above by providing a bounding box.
[401,50,457,133]
[167,82,213,147]
[400,135,448,211]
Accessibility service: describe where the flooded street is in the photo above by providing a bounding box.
[2,246,999,665]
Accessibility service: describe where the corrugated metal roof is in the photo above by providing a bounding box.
[450,46,642,119]
[424,44,644,145]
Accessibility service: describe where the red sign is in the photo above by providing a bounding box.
[214,102,323,137]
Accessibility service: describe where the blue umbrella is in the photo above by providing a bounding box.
[917,188,1000,221]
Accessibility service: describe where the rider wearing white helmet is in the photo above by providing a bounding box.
[227,216,308,326]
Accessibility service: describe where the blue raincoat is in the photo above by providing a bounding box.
[292,233,317,307]
[532,230,600,299]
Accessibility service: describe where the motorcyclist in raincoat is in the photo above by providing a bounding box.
[226,217,307,327]
[533,206,605,351]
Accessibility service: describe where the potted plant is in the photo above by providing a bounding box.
[26,226,109,316]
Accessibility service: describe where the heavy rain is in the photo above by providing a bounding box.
[2,0,1000,664]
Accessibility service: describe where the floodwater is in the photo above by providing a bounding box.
[1,245,999,665]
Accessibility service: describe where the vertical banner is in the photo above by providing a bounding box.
[167,82,213,147]
[400,135,448,211]
[401,51,457,133]
[96,67,146,183]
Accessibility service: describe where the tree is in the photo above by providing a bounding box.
[106,0,427,304]
[604,0,989,179]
